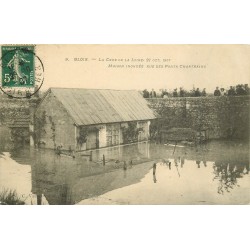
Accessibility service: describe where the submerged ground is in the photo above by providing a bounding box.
[0,140,249,205]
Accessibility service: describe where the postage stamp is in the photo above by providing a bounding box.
[0,45,44,98]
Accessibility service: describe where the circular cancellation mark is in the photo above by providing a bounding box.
[0,46,44,99]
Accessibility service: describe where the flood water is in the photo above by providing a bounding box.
[0,140,249,205]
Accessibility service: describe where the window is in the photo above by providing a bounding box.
[106,124,120,146]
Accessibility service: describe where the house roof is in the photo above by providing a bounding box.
[8,114,30,128]
[47,88,156,126]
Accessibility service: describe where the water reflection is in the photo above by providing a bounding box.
[0,140,249,204]
[153,150,249,197]
[28,143,154,204]
[213,160,249,195]
[181,157,185,168]
[153,173,157,183]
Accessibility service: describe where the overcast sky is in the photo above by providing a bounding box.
[37,44,250,93]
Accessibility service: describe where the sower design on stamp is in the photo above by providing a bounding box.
[0,45,44,99]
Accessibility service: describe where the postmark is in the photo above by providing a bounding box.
[0,45,44,98]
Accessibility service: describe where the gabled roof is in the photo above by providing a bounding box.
[45,88,156,126]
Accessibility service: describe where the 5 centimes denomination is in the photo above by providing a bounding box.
[0,45,44,98]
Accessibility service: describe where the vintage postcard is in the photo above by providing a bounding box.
[0,44,249,205]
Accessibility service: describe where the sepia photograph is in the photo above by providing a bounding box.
[1,1,250,249]
[0,44,249,205]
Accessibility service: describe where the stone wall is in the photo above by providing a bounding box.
[1,95,249,148]
[147,96,250,140]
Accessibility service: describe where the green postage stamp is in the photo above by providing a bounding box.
[0,45,44,98]
[1,46,35,87]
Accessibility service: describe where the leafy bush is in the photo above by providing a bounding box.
[121,122,139,143]
[0,188,25,205]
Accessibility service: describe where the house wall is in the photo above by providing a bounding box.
[35,92,76,150]
[99,125,107,148]
[81,121,151,150]
[120,122,127,144]
[137,121,150,141]
[86,129,98,150]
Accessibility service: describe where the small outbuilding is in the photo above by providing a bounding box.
[8,113,31,145]
[35,88,156,151]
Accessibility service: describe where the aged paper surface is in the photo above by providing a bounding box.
[0,44,249,205]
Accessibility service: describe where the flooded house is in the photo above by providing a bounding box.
[35,88,156,151]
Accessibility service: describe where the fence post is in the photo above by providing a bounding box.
[103,154,105,166]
